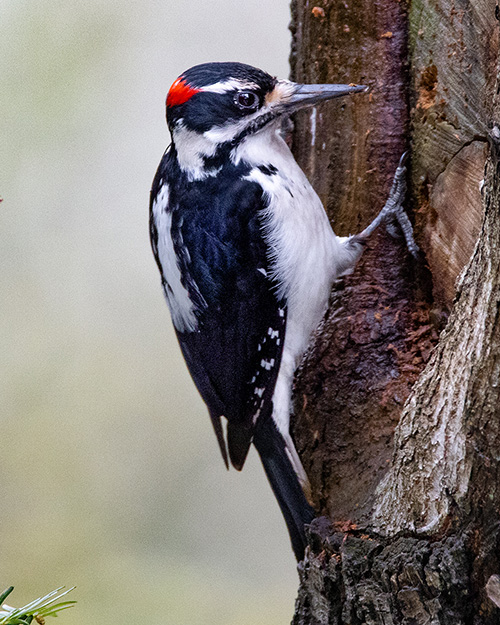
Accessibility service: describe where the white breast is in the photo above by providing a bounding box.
[233,125,362,441]
[235,126,351,362]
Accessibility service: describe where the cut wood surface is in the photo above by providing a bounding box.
[289,0,500,622]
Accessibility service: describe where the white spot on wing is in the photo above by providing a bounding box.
[260,359,275,370]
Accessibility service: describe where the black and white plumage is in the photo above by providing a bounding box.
[149,62,412,560]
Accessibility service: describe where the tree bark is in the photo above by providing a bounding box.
[289,0,500,622]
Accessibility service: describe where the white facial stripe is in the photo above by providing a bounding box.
[172,122,222,181]
[204,117,254,144]
[152,186,198,332]
[202,79,260,94]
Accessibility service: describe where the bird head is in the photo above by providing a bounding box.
[164,62,367,176]
[166,62,366,138]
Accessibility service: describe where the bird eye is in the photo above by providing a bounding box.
[235,91,259,109]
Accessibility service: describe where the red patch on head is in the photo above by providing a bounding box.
[166,77,201,108]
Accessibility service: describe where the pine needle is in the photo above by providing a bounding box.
[0,587,76,625]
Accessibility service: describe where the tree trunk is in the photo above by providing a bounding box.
[289,0,500,622]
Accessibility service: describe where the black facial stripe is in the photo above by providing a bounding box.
[231,110,277,143]
[202,140,250,171]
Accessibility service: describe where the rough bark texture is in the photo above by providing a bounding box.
[295,518,472,625]
[289,0,500,622]
[373,145,500,535]
[290,0,437,526]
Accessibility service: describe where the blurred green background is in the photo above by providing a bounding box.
[0,1,297,623]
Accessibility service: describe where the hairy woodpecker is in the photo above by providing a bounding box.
[150,62,416,561]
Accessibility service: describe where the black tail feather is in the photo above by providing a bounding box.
[253,417,315,561]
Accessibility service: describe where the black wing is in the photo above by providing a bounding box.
[151,159,286,470]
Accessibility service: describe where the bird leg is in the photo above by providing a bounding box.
[356,152,419,257]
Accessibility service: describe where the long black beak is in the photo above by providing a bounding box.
[285,82,368,112]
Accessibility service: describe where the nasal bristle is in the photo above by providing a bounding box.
[166,77,201,108]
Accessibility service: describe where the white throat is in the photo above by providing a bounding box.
[172,114,283,181]
[230,120,291,169]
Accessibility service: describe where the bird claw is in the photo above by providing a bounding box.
[386,202,420,258]
[384,152,419,257]
[358,152,419,258]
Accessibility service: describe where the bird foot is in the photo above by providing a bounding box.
[357,152,419,257]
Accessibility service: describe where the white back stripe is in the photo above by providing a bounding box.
[152,185,199,332]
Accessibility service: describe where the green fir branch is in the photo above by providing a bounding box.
[0,586,75,625]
